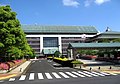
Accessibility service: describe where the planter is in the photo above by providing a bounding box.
[71,64,83,68]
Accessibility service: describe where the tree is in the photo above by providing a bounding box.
[0,5,34,61]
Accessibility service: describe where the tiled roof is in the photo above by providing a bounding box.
[101,31,120,35]
[21,25,98,34]
[90,31,120,39]
[68,43,120,49]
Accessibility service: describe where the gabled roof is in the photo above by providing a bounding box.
[68,43,120,49]
[91,31,120,39]
[101,31,120,35]
[21,25,98,34]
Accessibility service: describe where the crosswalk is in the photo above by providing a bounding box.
[6,71,117,82]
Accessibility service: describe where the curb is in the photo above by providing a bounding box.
[0,74,17,80]
[22,61,32,75]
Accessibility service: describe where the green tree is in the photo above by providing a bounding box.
[0,5,34,61]
[112,38,120,42]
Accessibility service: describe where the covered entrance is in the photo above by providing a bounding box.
[67,43,120,63]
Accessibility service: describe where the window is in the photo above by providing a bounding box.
[43,37,58,47]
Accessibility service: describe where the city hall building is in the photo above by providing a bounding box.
[22,25,120,58]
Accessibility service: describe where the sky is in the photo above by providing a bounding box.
[0,0,120,32]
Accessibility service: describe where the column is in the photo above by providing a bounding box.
[70,49,73,59]
[58,36,62,53]
[40,36,43,53]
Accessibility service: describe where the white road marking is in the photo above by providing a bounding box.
[65,72,78,78]
[102,72,117,76]
[109,73,117,76]
[45,73,53,79]
[52,72,61,78]
[83,71,98,77]
[29,73,35,80]
[32,61,35,63]
[38,73,44,79]
[78,71,92,77]
[91,71,105,76]
[72,71,85,77]
[9,78,15,81]
[59,72,70,78]
[100,72,111,76]
[0,81,4,82]
[19,75,26,80]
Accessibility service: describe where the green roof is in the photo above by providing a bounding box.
[68,43,120,49]
[21,25,98,34]
[91,31,120,39]
[101,31,120,35]
[43,49,58,54]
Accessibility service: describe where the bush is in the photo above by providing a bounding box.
[71,60,83,64]
[47,56,53,60]
[53,57,74,67]
[0,63,9,70]
[0,59,26,70]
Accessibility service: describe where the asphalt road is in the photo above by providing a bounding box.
[1,59,120,84]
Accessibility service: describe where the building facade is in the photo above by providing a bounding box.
[22,25,98,57]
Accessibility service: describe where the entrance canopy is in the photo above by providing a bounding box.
[67,43,120,60]
[43,49,58,55]
[68,43,120,49]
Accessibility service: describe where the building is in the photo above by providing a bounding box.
[22,25,98,57]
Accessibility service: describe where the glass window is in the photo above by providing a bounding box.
[43,37,58,47]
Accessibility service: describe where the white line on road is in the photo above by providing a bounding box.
[100,72,117,76]
[100,72,111,76]
[38,73,44,79]
[78,71,92,77]
[91,71,105,76]
[59,72,69,78]
[109,73,117,75]
[0,81,4,82]
[72,71,85,77]
[29,73,35,80]
[83,71,99,77]
[45,73,53,79]
[52,72,61,78]
[9,78,15,81]
[65,72,78,78]
[19,75,26,80]
[32,61,35,63]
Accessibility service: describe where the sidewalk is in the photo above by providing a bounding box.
[75,59,120,74]
[0,60,31,80]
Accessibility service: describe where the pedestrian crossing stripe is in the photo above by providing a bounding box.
[19,75,26,80]
[78,71,92,77]
[59,72,70,78]
[65,72,78,78]
[71,71,85,77]
[83,71,98,77]
[52,72,61,78]
[9,78,15,81]
[6,71,117,82]
[91,71,105,76]
[38,73,44,79]
[29,73,35,80]
[45,73,52,79]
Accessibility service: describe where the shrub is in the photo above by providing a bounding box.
[71,60,83,64]
[0,63,9,70]
[0,59,26,70]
